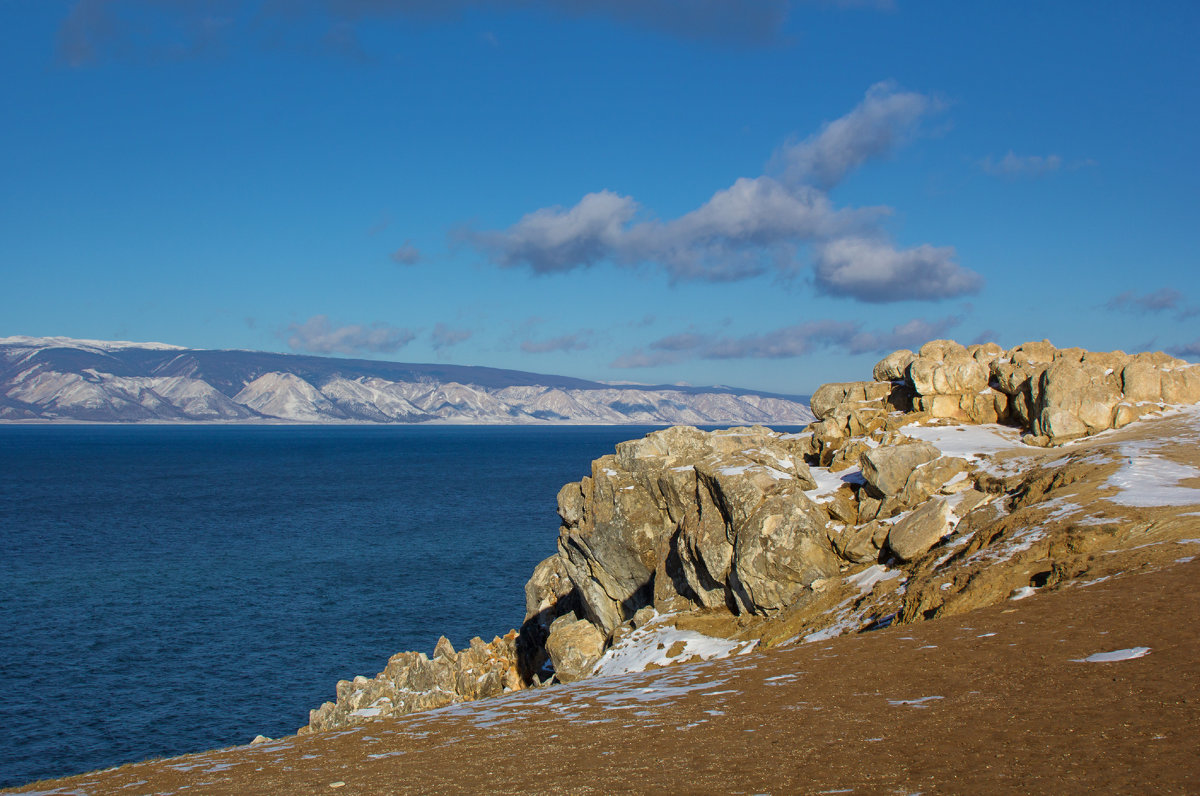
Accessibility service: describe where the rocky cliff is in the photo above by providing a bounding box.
[302,339,1200,734]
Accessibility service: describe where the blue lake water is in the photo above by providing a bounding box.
[0,424,777,788]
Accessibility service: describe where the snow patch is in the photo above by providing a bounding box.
[1075,647,1151,663]
[591,618,744,676]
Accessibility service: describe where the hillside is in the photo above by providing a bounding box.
[8,338,1200,794]
[0,337,813,425]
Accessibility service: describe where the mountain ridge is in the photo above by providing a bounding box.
[0,336,814,425]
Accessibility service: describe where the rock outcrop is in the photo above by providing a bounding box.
[301,339,1200,736]
[302,632,523,733]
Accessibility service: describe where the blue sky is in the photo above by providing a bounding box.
[2,1,1197,394]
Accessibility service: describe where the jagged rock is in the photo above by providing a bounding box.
[860,441,941,498]
[729,485,839,614]
[899,456,970,506]
[887,497,954,562]
[545,616,606,683]
[524,555,579,632]
[301,631,522,734]
[833,519,890,564]
[824,488,859,525]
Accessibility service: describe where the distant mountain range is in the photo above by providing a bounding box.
[0,336,814,425]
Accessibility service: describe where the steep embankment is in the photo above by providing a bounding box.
[302,338,1200,734]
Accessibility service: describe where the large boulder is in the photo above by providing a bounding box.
[860,441,941,498]
[557,455,672,634]
[1162,365,1200,404]
[887,497,954,562]
[873,349,915,382]
[908,354,989,397]
[810,381,891,420]
[545,616,606,683]
[728,486,839,614]
[1034,361,1122,441]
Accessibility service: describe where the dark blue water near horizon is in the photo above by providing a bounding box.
[0,424,810,788]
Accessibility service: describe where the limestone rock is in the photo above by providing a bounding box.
[887,497,954,562]
[1162,365,1200,404]
[918,339,970,361]
[1034,361,1122,441]
[873,349,915,382]
[545,616,606,683]
[899,456,970,506]
[860,441,941,498]
[729,485,839,614]
[908,354,989,397]
[1121,362,1163,403]
[834,519,890,564]
[810,381,891,420]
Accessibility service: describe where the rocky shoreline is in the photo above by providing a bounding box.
[300,339,1200,735]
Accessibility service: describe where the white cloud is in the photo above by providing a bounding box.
[773,80,937,190]
[813,237,982,303]
[285,315,415,355]
[474,190,637,273]
[469,82,980,302]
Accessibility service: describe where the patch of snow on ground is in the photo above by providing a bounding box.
[901,422,1026,461]
[591,619,743,676]
[888,696,944,707]
[1009,586,1037,600]
[846,564,903,594]
[805,465,864,503]
[1075,647,1151,663]
[1106,441,1200,507]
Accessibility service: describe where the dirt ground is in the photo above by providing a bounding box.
[10,550,1199,796]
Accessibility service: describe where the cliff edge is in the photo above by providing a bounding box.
[302,339,1200,734]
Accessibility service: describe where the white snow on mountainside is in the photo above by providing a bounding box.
[0,336,814,425]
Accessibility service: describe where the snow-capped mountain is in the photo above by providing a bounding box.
[0,336,814,425]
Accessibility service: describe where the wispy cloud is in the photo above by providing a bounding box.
[773,80,939,190]
[390,241,422,266]
[977,151,1096,179]
[1170,339,1200,361]
[1106,288,1197,320]
[978,151,1061,178]
[58,0,238,66]
[431,323,472,350]
[611,315,961,367]
[521,331,593,354]
[57,0,795,65]
[467,82,981,302]
[285,315,415,355]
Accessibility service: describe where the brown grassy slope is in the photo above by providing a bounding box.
[10,551,1199,795]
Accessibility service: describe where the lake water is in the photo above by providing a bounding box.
[0,424,731,788]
